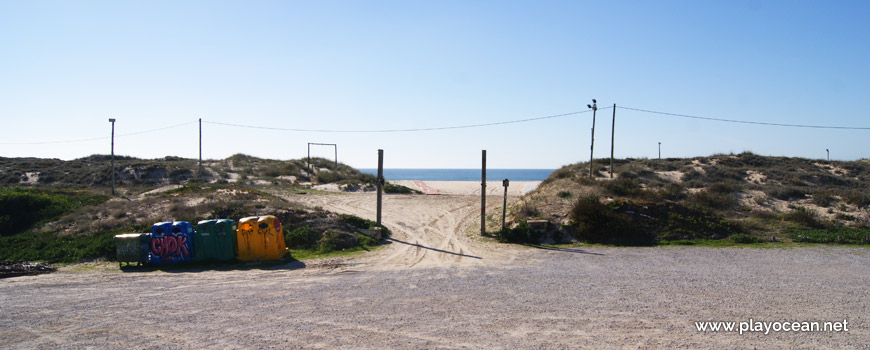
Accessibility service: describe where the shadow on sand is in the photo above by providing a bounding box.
[384,237,482,259]
[119,258,307,273]
[522,244,605,256]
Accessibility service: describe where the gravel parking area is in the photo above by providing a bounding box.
[1,246,867,349]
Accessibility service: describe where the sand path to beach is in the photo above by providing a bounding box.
[283,181,541,270]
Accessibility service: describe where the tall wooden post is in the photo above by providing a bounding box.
[610,104,616,178]
[376,149,383,226]
[589,103,597,178]
[481,150,486,235]
[502,179,509,231]
[109,118,116,196]
[198,118,203,178]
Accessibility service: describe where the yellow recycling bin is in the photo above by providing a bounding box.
[236,215,288,261]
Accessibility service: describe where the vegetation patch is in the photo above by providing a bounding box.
[789,227,870,244]
[0,187,108,236]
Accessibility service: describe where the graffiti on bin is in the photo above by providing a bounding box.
[149,222,194,264]
[150,235,190,262]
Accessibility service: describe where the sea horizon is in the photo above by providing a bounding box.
[358,168,555,181]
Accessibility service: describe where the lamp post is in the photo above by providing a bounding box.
[109,118,116,195]
[826,149,830,161]
[658,142,661,160]
[586,99,597,178]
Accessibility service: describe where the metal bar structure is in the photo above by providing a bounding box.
[307,143,338,172]
[481,150,486,235]
[376,149,384,226]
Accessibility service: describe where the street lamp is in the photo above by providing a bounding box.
[826,149,830,161]
[658,142,661,160]
[109,118,116,195]
[586,99,597,178]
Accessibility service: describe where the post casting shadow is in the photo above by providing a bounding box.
[385,238,482,259]
[522,244,605,256]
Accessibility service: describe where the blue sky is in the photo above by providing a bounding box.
[1,0,868,168]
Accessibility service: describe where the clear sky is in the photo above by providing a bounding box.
[1,0,868,169]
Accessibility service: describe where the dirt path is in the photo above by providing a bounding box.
[286,190,526,270]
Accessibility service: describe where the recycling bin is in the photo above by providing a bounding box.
[148,221,194,264]
[237,215,287,261]
[113,233,149,267]
[195,219,238,262]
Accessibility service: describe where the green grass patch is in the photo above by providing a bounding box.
[289,238,384,260]
[0,229,119,263]
[0,187,108,236]
[789,227,870,244]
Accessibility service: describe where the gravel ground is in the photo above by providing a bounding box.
[1,246,868,349]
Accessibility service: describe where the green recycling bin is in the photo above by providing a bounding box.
[195,219,237,261]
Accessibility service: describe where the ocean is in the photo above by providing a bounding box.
[358,169,555,181]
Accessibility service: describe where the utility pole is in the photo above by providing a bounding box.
[109,118,116,196]
[481,150,486,235]
[376,149,384,226]
[198,118,203,178]
[610,104,616,178]
[658,142,661,160]
[587,99,597,178]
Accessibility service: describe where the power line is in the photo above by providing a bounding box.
[620,106,870,130]
[203,108,601,133]
[0,121,198,145]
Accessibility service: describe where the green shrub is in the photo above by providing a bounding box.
[338,214,390,236]
[603,177,642,197]
[708,181,741,194]
[518,204,540,218]
[569,195,652,245]
[557,191,572,199]
[285,225,320,249]
[0,188,107,236]
[317,230,358,252]
[842,190,870,207]
[730,233,763,244]
[384,183,422,194]
[498,220,539,243]
[812,189,836,207]
[687,190,738,210]
[784,207,826,229]
[789,227,870,244]
[660,183,687,200]
[764,186,807,200]
[0,229,117,263]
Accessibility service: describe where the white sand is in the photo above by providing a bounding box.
[392,180,541,196]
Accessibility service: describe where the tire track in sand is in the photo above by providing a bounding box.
[281,191,524,270]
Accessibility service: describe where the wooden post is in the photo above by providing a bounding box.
[589,103,597,178]
[502,179,509,231]
[376,149,383,226]
[109,119,115,196]
[198,118,202,178]
[610,104,615,178]
[481,150,486,235]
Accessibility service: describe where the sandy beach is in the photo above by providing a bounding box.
[393,180,542,196]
